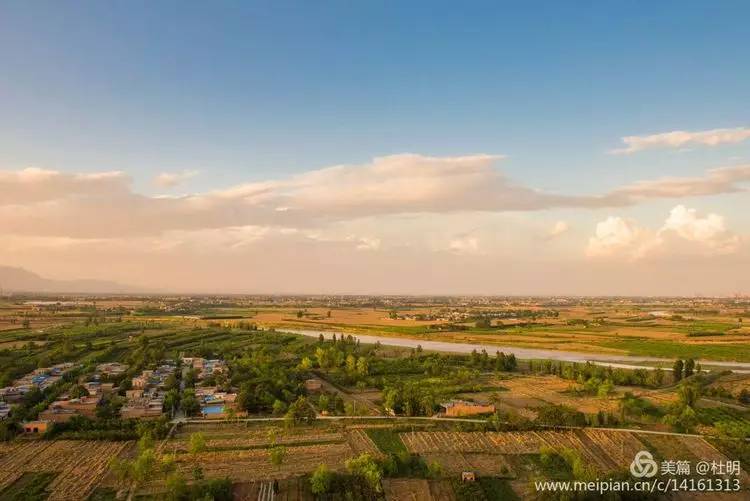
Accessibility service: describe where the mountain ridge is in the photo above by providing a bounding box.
[0,265,140,294]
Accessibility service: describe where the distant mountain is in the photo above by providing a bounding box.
[0,266,139,294]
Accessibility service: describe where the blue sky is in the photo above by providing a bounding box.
[2,0,749,192]
[1,1,749,294]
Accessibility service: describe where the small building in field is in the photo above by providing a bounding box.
[22,420,49,434]
[305,379,322,392]
[461,471,476,482]
[440,399,495,417]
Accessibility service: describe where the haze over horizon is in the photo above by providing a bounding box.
[2,1,749,296]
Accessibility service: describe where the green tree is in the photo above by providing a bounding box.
[269,445,287,466]
[181,389,201,416]
[684,358,695,378]
[597,379,614,397]
[506,353,517,371]
[69,384,89,399]
[345,453,383,493]
[664,405,698,433]
[346,354,357,374]
[189,432,206,455]
[427,460,443,478]
[132,448,157,484]
[298,356,312,370]
[236,383,257,412]
[138,430,155,452]
[356,356,369,376]
[165,471,188,500]
[673,359,684,382]
[284,396,316,427]
[318,394,330,412]
[272,399,287,415]
[310,464,333,494]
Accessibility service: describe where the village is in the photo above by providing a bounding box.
[0,355,243,436]
[2,354,497,437]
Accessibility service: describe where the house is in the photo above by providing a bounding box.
[305,379,322,392]
[39,406,77,423]
[39,393,101,422]
[96,362,129,377]
[440,400,495,417]
[0,402,10,420]
[183,357,227,380]
[0,387,25,403]
[22,420,49,434]
[131,375,149,389]
[461,471,476,482]
[126,389,144,399]
[120,391,164,419]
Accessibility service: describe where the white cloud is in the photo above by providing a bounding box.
[153,170,199,188]
[610,127,750,154]
[449,237,480,255]
[661,205,740,253]
[548,220,569,238]
[587,206,743,260]
[607,164,750,201]
[0,167,129,204]
[1,156,749,241]
[586,217,660,260]
[355,237,381,251]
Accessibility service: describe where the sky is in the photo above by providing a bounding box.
[1,1,749,295]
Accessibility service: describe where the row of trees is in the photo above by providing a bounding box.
[672,358,700,382]
[530,359,666,388]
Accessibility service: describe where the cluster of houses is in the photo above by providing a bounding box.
[8,354,243,432]
[195,386,239,418]
[19,363,127,433]
[181,357,240,418]
[0,363,77,404]
[120,362,176,419]
[95,362,129,378]
[36,381,111,425]
[181,356,228,380]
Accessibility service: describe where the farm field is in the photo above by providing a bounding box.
[62,295,748,363]
[145,422,363,492]
[171,442,354,481]
[400,430,643,471]
[0,440,130,500]
[478,374,621,415]
[169,423,346,453]
[399,430,750,499]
